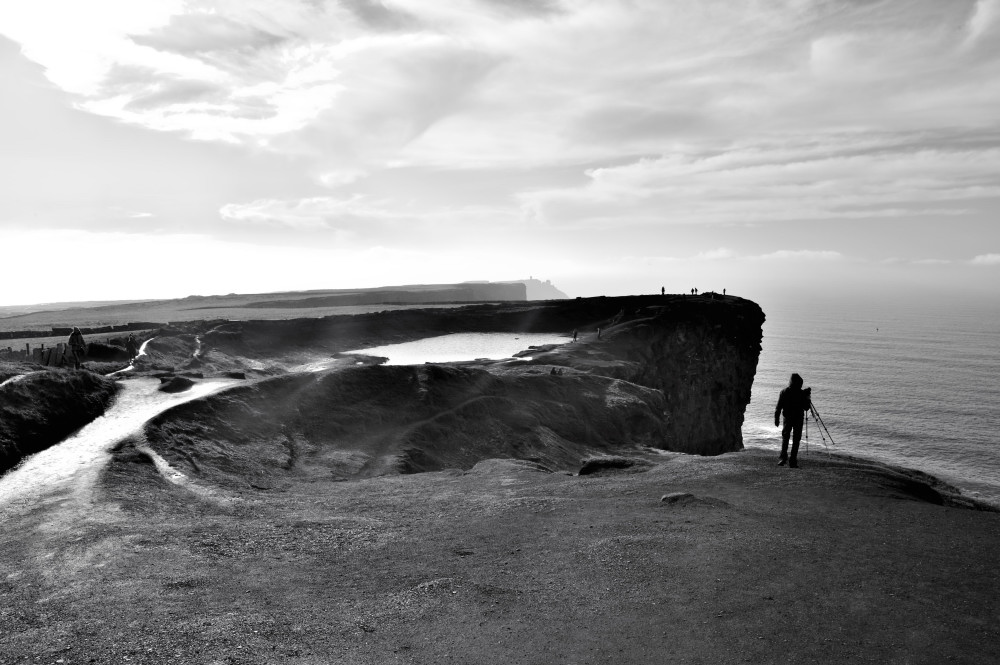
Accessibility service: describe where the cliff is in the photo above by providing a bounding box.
[521,296,763,454]
[7,294,998,664]
[138,295,763,485]
[500,278,569,300]
[236,282,527,309]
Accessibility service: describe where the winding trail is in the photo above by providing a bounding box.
[0,376,239,516]
[107,337,155,376]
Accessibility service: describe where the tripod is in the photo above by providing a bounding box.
[804,400,836,456]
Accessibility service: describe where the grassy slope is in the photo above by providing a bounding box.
[0,370,120,473]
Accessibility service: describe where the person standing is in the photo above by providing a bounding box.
[125,333,139,362]
[774,373,811,468]
[67,327,87,370]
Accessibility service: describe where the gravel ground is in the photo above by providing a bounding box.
[1,447,997,664]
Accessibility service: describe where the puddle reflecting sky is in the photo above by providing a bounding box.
[346,332,570,366]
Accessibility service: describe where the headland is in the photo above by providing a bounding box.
[0,293,996,663]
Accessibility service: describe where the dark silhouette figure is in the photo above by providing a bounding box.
[775,373,811,468]
[67,327,86,370]
[572,329,578,342]
[723,288,726,296]
[661,286,665,296]
[125,333,139,362]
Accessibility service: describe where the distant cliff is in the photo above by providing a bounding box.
[238,282,527,309]
[500,278,569,300]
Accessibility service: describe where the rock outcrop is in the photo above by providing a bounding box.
[521,296,763,454]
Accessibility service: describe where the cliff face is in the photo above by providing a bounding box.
[526,296,764,454]
[500,278,569,300]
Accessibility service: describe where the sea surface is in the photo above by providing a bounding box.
[742,296,1000,507]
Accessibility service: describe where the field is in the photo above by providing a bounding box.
[0,282,534,336]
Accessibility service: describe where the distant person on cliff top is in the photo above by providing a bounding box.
[775,373,811,468]
[67,327,86,370]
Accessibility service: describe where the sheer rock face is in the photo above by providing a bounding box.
[533,296,764,455]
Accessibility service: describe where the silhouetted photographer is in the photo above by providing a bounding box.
[775,373,811,468]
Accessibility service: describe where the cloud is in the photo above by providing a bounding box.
[518,132,1000,227]
[318,169,369,187]
[964,0,1000,47]
[2,0,996,171]
[753,250,842,261]
[217,193,528,249]
[130,12,287,54]
[971,253,1000,265]
[695,248,738,261]
[219,195,391,230]
[911,258,953,266]
[2,0,998,276]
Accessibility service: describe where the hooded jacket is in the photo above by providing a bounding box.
[775,373,810,425]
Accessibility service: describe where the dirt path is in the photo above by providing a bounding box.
[0,377,239,518]
[0,448,996,664]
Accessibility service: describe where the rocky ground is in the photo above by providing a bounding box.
[0,446,997,664]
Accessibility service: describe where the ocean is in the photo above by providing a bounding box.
[741,295,1000,507]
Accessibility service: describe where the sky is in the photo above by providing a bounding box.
[1,0,999,308]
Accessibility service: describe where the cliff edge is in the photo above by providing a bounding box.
[521,295,763,454]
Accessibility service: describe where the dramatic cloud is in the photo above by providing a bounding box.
[4,0,998,167]
[519,133,1000,227]
[1,0,997,302]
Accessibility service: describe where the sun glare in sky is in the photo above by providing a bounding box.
[1,0,998,307]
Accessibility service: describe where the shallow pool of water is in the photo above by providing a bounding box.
[346,332,570,366]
